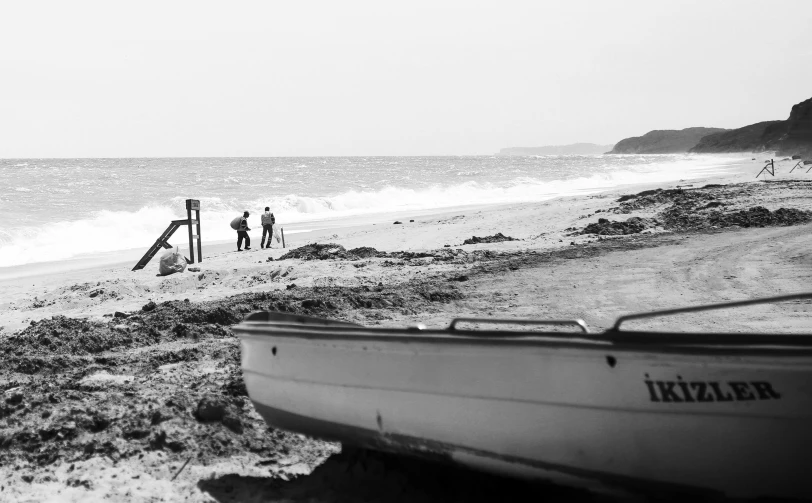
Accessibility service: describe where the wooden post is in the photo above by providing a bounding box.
[790,161,803,173]
[281,227,286,249]
[186,205,195,264]
[185,199,201,264]
[195,207,202,262]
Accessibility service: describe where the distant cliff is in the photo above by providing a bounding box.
[689,121,783,153]
[609,127,728,154]
[690,97,812,156]
[769,97,812,156]
[497,143,615,156]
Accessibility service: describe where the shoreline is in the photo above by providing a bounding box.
[0,154,763,283]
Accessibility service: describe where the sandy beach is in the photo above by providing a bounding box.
[2,157,812,502]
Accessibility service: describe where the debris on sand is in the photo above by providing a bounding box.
[610,182,812,232]
[196,395,243,433]
[664,206,812,231]
[348,246,382,259]
[0,277,469,476]
[581,217,656,236]
[279,243,481,263]
[461,233,519,245]
[615,188,713,213]
[278,243,387,261]
[278,243,349,260]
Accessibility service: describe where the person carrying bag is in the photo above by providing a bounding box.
[230,211,252,251]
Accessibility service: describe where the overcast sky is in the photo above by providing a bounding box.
[1,0,810,157]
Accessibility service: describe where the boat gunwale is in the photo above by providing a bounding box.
[233,319,812,356]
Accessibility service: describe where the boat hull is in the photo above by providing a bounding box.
[236,324,812,499]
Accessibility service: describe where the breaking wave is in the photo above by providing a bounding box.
[0,155,740,267]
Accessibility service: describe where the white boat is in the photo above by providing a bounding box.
[234,293,812,499]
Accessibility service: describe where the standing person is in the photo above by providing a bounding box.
[237,211,251,251]
[261,207,276,249]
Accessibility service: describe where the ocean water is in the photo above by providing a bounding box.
[0,154,744,268]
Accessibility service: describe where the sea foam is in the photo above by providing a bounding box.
[0,154,743,268]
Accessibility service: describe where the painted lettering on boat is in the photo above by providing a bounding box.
[644,375,781,403]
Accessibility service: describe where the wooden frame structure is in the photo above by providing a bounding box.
[755,159,775,178]
[132,199,202,271]
[789,160,812,174]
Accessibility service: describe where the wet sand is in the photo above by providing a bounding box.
[2,158,812,501]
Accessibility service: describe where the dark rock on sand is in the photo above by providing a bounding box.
[83,412,111,433]
[150,429,186,452]
[223,376,248,397]
[197,395,229,421]
[221,414,244,434]
[5,392,23,405]
[196,395,245,434]
[142,301,157,312]
[462,233,519,245]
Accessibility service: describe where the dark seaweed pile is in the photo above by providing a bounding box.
[278,243,388,261]
[603,182,812,233]
[662,205,811,231]
[0,279,464,472]
[461,233,519,245]
[581,217,657,236]
[277,243,506,265]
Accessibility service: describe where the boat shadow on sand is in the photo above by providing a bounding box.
[197,447,603,503]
